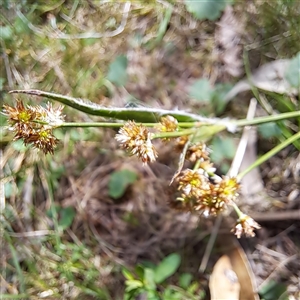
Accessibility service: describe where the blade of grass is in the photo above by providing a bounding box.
[237,130,300,180]
[3,231,26,293]
[146,6,173,50]
[243,50,300,149]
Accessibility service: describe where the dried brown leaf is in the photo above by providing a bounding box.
[209,255,240,300]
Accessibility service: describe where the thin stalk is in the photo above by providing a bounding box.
[57,122,157,128]
[4,231,26,293]
[237,130,300,180]
[233,110,300,127]
[57,122,201,129]
[43,163,62,247]
[193,159,202,170]
[231,202,244,219]
[152,128,196,139]
[243,50,262,105]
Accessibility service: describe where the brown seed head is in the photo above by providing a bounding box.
[3,100,64,154]
[177,169,211,198]
[116,121,157,164]
[23,129,59,154]
[186,142,210,162]
[214,176,240,204]
[194,182,227,216]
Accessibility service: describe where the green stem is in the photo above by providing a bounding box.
[237,130,300,180]
[231,202,244,219]
[57,121,204,128]
[152,128,196,139]
[58,122,139,128]
[58,122,200,128]
[233,110,300,127]
[193,159,202,170]
[43,163,62,247]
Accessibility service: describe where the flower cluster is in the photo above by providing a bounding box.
[3,100,64,154]
[232,214,261,238]
[115,120,157,164]
[175,169,240,216]
[115,116,260,238]
[156,115,178,140]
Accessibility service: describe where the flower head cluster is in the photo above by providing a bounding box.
[115,121,157,164]
[186,142,210,162]
[115,117,259,239]
[232,214,261,238]
[175,137,211,163]
[176,171,240,216]
[177,169,211,199]
[156,115,178,140]
[165,121,242,215]
[3,100,64,154]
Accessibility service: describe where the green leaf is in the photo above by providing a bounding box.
[0,112,8,126]
[154,253,181,284]
[58,206,76,230]
[8,89,226,123]
[14,16,30,34]
[162,288,181,300]
[107,54,128,86]
[0,77,6,90]
[210,136,236,163]
[211,83,233,115]
[143,268,156,290]
[179,273,193,289]
[46,204,60,218]
[285,52,300,88]
[4,182,13,198]
[108,169,137,199]
[36,0,66,13]
[140,261,156,270]
[185,0,231,21]
[46,205,76,230]
[188,79,214,102]
[1,0,10,9]
[135,262,154,279]
[188,281,201,294]
[146,290,160,300]
[125,280,144,291]
[122,268,135,281]
[259,280,288,300]
[258,123,281,139]
[124,289,141,300]
[12,140,28,152]
[0,26,13,40]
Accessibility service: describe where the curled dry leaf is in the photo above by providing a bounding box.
[223,235,260,300]
[209,255,240,300]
